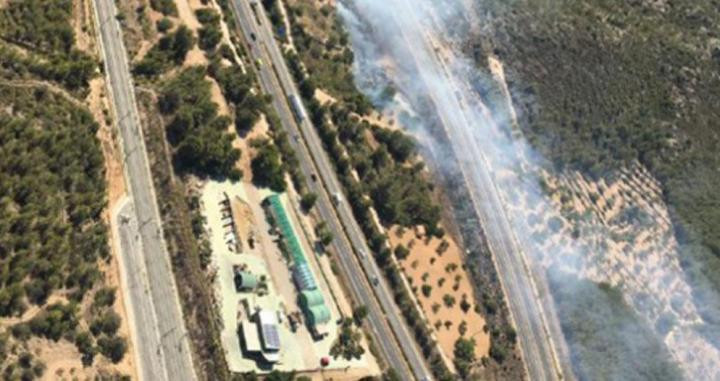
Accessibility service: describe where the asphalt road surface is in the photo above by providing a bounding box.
[229,1,431,379]
[387,0,568,379]
[92,1,197,380]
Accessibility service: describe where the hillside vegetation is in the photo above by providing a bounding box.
[0,0,96,92]
[0,0,130,378]
[475,0,720,377]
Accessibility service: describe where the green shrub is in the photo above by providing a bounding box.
[156,17,173,33]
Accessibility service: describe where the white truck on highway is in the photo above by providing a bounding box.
[288,94,307,122]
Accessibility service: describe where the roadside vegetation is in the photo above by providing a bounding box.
[280,1,522,379]
[476,0,720,377]
[0,0,129,377]
[134,25,195,77]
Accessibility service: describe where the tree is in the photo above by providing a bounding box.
[92,287,116,309]
[382,369,401,381]
[394,244,410,260]
[250,139,286,191]
[353,305,368,325]
[300,192,318,212]
[97,336,127,363]
[443,294,456,308]
[150,0,178,15]
[315,221,334,246]
[156,18,173,33]
[170,25,194,63]
[75,331,96,366]
[198,25,221,51]
[195,8,220,24]
[90,310,121,337]
[299,78,316,100]
[460,296,472,314]
[454,338,476,378]
[421,284,432,298]
[235,107,260,133]
[330,319,365,360]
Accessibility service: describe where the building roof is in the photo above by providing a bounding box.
[257,310,280,352]
[240,320,262,353]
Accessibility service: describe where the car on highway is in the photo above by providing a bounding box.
[332,192,342,205]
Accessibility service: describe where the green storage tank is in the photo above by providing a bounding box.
[307,305,331,325]
[299,289,324,308]
[234,271,258,291]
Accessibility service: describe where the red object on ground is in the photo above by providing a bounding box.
[320,357,330,367]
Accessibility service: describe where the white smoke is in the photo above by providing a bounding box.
[337,0,720,379]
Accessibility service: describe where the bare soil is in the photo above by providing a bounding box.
[390,226,490,362]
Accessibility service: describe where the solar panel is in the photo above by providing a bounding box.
[261,324,280,351]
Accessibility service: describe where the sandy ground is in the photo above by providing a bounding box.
[210,77,231,117]
[72,0,94,53]
[314,89,336,106]
[390,226,490,364]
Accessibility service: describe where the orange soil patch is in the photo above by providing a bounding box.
[89,78,126,209]
[390,226,490,362]
[175,0,202,30]
[209,76,231,117]
[72,0,94,53]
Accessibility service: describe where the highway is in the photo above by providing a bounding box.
[92,1,197,380]
[383,0,568,379]
[228,1,431,380]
